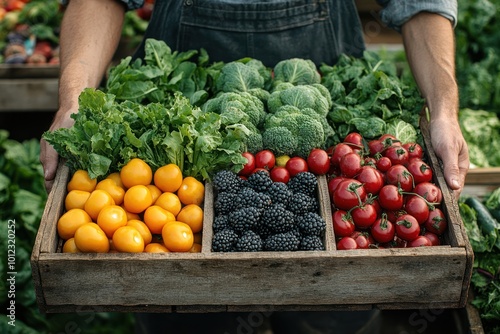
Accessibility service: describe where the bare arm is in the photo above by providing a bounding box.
[40,0,126,192]
[402,12,469,196]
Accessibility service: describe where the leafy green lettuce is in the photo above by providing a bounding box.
[43,89,248,181]
[320,51,423,142]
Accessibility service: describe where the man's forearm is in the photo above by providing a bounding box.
[401,12,458,120]
[56,0,125,121]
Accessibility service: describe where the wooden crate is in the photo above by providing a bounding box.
[31,118,473,314]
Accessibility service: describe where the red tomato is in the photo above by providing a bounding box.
[383,146,409,166]
[403,142,424,160]
[339,152,362,178]
[413,182,442,204]
[307,148,330,175]
[332,209,356,237]
[404,195,430,225]
[285,156,309,177]
[368,139,385,156]
[378,184,404,211]
[350,231,375,249]
[371,214,395,243]
[395,214,420,241]
[423,231,441,246]
[255,150,275,170]
[351,203,378,229]
[327,176,347,196]
[408,235,432,247]
[385,164,414,192]
[332,179,367,211]
[406,158,433,184]
[238,152,255,176]
[270,166,290,183]
[330,143,353,167]
[355,165,384,195]
[376,156,392,173]
[336,236,358,250]
[343,132,363,148]
[424,208,447,235]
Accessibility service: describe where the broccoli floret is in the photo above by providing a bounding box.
[300,107,335,144]
[295,115,324,158]
[267,84,331,116]
[215,61,266,93]
[245,131,263,154]
[202,91,266,128]
[261,126,298,156]
[273,58,321,86]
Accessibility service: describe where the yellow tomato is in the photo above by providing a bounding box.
[144,243,170,253]
[143,205,175,235]
[155,191,182,216]
[96,178,125,206]
[153,164,183,193]
[62,238,81,253]
[67,170,97,192]
[74,223,110,253]
[189,243,202,253]
[112,226,145,253]
[176,204,203,233]
[123,185,153,214]
[146,184,162,203]
[97,205,128,239]
[84,189,115,221]
[57,208,92,240]
[106,172,124,188]
[64,190,91,211]
[162,221,194,252]
[120,158,153,189]
[177,177,205,206]
[127,219,153,245]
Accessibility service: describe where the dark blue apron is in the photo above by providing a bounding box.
[133,0,365,67]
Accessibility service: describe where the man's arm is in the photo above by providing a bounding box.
[40,0,126,192]
[401,12,469,195]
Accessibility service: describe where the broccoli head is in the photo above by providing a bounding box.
[295,115,325,158]
[243,122,264,154]
[273,58,321,86]
[215,61,267,94]
[202,91,267,128]
[267,84,332,116]
[262,126,298,156]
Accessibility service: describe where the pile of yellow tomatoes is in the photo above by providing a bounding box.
[57,158,205,253]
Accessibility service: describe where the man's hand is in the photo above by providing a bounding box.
[402,12,470,197]
[40,112,75,192]
[429,116,469,197]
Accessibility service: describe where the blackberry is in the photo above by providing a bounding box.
[236,187,272,211]
[214,191,236,215]
[213,215,230,233]
[267,182,292,206]
[300,235,325,251]
[296,212,326,236]
[228,207,261,234]
[261,203,295,234]
[212,170,243,194]
[235,230,263,252]
[246,170,273,192]
[287,171,318,196]
[211,228,239,252]
[287,192,318,215]
[264,232,300,251]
